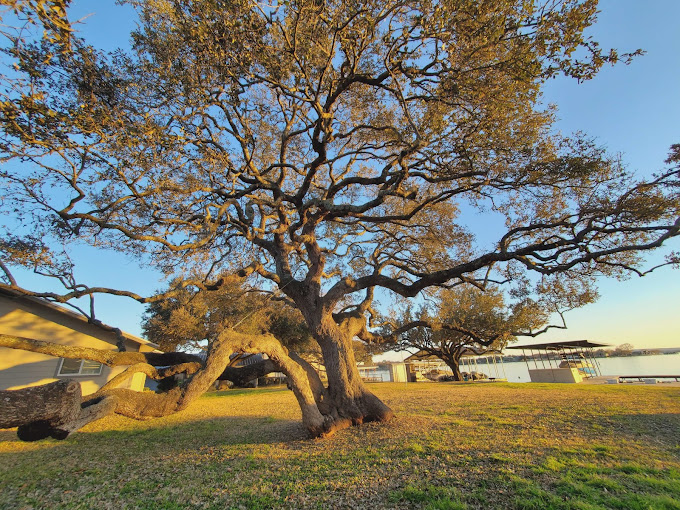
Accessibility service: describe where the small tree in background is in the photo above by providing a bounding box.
[142,278,316,354]
[142,279,372,381]
[380,278,594,380]
[613,343,635,356]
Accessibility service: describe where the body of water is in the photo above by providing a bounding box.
[498,354,680,382]
[372,354,679,383]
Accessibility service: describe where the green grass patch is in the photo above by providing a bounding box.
[389,484,466,509]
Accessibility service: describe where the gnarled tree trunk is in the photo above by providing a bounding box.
[443,356,464,381]
[304,315,394,433]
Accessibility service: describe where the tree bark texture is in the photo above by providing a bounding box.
[308,316,394,431]
[0,380,117,440]
[0,380,81,439]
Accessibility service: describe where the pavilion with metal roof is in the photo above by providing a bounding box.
[506,340,609,383]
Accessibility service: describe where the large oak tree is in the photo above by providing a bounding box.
[1,0,679,439]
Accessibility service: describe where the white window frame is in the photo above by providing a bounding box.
[57,358,104,377]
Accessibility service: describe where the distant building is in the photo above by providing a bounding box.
[0,288,159,395]
[357,362,408,383]
[403,350,507,381]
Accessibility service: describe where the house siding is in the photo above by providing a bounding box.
[0,294,151,395]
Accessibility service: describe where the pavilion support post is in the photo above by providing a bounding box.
[521,349,530,382]
[545,348,557,380]
[591,348,603,376]
[546,349,555,369]
[585,347,601,377]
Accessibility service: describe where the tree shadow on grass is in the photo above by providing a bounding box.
[606,412,680,452]
[566,410,680,449]
[0,414,316,510]
[1,406,678,510]
[0,413,310,454]
[0,386,308,449]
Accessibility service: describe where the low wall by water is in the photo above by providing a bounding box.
[528,368,582,383]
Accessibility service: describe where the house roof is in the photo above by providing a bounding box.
[0,287,159,349]
[505,340,609,351]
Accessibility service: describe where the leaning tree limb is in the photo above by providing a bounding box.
[74,329,331,435]
[90,362,203,398]
[0,333,202,366]
[0,329,340,440]
[0,333,302,388]
[217,358,279,386]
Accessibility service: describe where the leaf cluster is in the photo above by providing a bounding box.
[142,277,315,354]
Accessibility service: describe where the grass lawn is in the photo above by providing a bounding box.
[1,382,679,509]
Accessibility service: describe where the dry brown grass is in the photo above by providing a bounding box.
[1,382,679,509]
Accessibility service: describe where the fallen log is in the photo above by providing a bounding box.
[0,379,82,440]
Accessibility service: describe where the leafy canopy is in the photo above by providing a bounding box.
[0,0,676,333]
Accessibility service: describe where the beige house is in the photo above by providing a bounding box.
[0,288,159,395]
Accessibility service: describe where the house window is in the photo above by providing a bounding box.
[57,358,103,376]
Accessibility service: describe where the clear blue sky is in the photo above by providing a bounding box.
[527,0,680,348]
[15,1,680,348]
